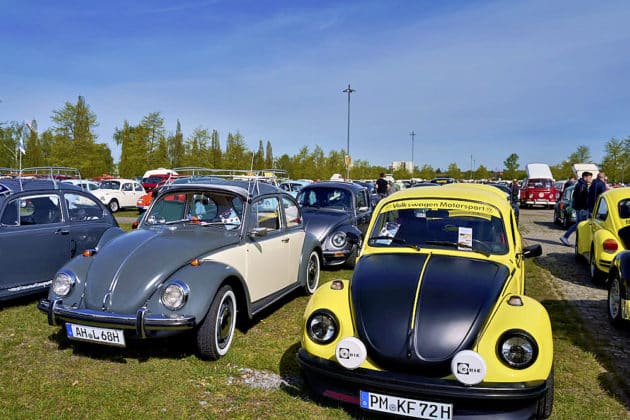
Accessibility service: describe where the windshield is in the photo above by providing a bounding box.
[526,179,554,188]
[100,180,121,190]
[144,191,243,230]
[369,199,508,255]
[297,187,352,211]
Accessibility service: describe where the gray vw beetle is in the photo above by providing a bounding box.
[39,180,322,360]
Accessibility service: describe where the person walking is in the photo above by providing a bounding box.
[563,176,576,192]
[587,171,607,214]
[375,173,389,200]
[560,171,592,246]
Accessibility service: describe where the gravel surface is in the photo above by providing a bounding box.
[520,207,630,405]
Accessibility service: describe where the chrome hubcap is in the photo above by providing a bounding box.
[217,297,233,349]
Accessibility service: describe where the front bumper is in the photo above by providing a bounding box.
[297,349,549,418]
[322,245,357,266]
[38,298,196,339]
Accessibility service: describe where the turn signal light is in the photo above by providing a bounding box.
[190,258,201,266]
[330,280,344,290]
[603,239,618,253]
[82,249,96,257]
[508,296,524,306]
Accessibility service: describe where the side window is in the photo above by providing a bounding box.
[596,198,608,221]
[19,195,62,225]
[135,183,144,192]
[66,193,104,222]
[1,200,19,225]
[282,197,301,228]
[356,191,367,210]
[251,197,280,231]
[122,183,133,192]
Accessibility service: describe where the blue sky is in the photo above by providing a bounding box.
[2,0,630,172]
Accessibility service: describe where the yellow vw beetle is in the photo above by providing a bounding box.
[576,187,630,284]
[298,184,553,419]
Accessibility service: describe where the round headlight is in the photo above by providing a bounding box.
[52,271,76,297]
[331,232,347,248]
[497,330,538,369]
[307,310,339,344]
[161,280,190,310]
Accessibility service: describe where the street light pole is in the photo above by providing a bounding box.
[409,131,416,176]
[342,84,355,180]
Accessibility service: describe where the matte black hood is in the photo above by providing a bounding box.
[351,253,509,375]
[301,208,352,242]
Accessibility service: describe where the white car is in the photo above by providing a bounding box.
[96,178,145,212]
[61,179,100,192]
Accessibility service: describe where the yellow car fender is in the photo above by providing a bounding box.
[475,295,553,383]
[301,279,381,370]
[592,228,623,271]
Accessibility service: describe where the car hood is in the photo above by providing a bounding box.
[301,208,352,242]
[351,253,509,375]
[82,226,239,313]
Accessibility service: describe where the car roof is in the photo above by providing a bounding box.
[161,178,282,199]
[300,181,365,192]
[601,186,630,203]
[100,178,138,182]
[382,183,512,214]
[0,178,83,196]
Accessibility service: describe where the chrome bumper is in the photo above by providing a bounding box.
[38,298,196,339]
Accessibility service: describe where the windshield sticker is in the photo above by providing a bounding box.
[382,199,500,218]
[457,227,473,251]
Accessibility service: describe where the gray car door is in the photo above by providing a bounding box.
[0,193,70,291]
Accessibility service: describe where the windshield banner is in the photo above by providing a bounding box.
[382,199,500,218]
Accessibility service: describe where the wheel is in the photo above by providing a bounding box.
[303,251,321,294]
[535,368,554,419]
[553,210,560,226]
[344,245,359,269]
[196,285,237,360]
[108,199,119,213]
[589,245,606,285]
[608,273,626,326]
[574,233,580,261]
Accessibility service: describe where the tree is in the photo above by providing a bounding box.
[140,112,166,165]
[567,145,591,164]
[253,140,265,169]
[223,131,249,169]
[168,120,185,168]
[418,164,435,180]
[265,141,273,168]
[185,127,212,167]
[23,120,44,167]
[210,130,222,168]
[474,164,492,180]
[446,162,462,179]
[601,138,628,182]
[114,121,147,178]
[503,153,520,180]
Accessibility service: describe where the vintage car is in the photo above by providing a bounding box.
[0,178,119,300]
[298,183,553,419]
[279,180,311,197]
[95,178,146,212]
[488,183,520,225]
[61,179,101,192]
[576,187,630,284]
[296,181,372,268]
[553,185,576,229]
[39,180,321,360]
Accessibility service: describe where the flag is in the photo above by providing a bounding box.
[20,120,34,155]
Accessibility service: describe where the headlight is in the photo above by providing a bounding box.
[52,271,76,297]
[497,330,538,369]
[331,232,347,248]
[306,310,339,344]
[161,280,190,310]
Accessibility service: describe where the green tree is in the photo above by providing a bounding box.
[601,138,628,182]
[210,130,222,168]
[185,127,212,167]
[253,140,265,169]
[446,162,462,179]
[568,145,591,164]
[417,164,435,180]
[265,141,273,168]
[114,121,147,178]
[503,153,520,180]
[474,164,492,180]
[168,120,185,168]
[23,120,44,167]
[141,112,166,165]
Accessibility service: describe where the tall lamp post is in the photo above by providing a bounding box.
[409,131,416,176]
[342,84,355,180]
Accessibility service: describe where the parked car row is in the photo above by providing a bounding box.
[2,171,553,418]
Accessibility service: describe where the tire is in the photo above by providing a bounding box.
[535,368,554,419]
[608,273,626,326]
[303,251,321,295]
[108,199,119,213]
[344,245,359,269]
[196,285,237,360]
[574,233,580,261]
[589,245,606,285]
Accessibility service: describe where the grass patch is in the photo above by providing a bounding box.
[526,259,629,418]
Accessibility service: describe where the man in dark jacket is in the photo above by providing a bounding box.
[560,171,592,246]
[587,171,607,214]
[375,173,389,200]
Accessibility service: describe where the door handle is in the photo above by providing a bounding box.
[282,238,290,243]
[55,229,70,235]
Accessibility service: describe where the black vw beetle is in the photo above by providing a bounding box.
[296,181,372,268]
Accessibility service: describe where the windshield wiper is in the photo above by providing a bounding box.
[424,240,491,257]
[368,236,421,251]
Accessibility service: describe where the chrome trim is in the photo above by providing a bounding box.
[136,307,147,338]
[160,280,190,310]
[38,299,195,332]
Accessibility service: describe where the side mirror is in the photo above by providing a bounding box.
[522,244,542,259]
[358,206,369,212]
[248,227,269,238]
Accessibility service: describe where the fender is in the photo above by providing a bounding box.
[612,251,630,300]
[143,260,252,322]
[95,226,126,250]
[592,227,620,271]
[298,232,322,288]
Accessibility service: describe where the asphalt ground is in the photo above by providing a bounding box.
[520,207,630,406]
